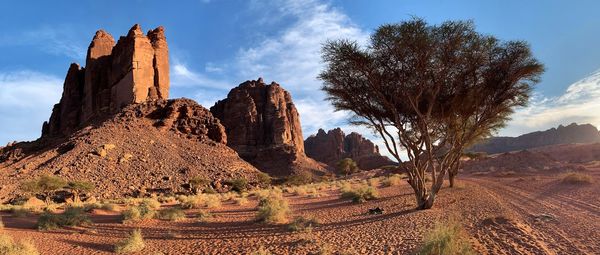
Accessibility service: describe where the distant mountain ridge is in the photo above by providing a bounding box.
[468,123,600,154]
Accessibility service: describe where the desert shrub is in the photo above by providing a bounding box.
[189,176,210,194]
[340,184,379,203]
[180,195,204,209]
[561,172,594,185]
[121,205,155,223]
[20,175,67,205]
[293,186,308,196]
[157,207,186,221]
[36,207,90,230]
[256,191,290,224]
[367,178,380,187]
[157,196,177,204]
[417,219,475,255]
[287,216,320,232]
[140,198,161,211]
[114,229,145,254]
[197,210,214,222]
[235,197,249,206]
[205,195,222,209]
[382,174,404,187]
[284,172,314,186]
[220,192,238,201]
[65,180,95,203]
[101,203,118,212]
[337,158,359,175]
[0,234,39,255]
[228,178,249,193]
[257,173,272,187]
[203,186,217,194]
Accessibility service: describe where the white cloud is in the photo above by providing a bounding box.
[0,26,86,61]
[501,69,600,137]
[170,59,231,90]
[0,71,62,144]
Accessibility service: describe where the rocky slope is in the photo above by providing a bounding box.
[304,128,394,170]
[0,99,261,201]
[210,78,326,176]
[468,123,600,154]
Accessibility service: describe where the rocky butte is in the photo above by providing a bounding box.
[42,24,169,137]
[304,128,395,170]
[211,78,325,176]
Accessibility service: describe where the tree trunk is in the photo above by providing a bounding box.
[449,170,456,188]
[415,192,435,210]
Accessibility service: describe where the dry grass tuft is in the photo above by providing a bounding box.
[287,216,320,232]
[256,190,290,224]
[157,207,186,221]
[561,172,594,185]
[0,234,39,255]
[417,218,475,255]
[114,229,145,254]
[121,205,155,223]
[382,174,404,187]
[340,184,379,203]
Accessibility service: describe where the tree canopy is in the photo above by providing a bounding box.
[319,18,544,209]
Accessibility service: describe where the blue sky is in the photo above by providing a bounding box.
[2,0,600,154]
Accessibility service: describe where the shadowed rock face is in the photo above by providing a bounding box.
[43,24,169,137]
[304,128,395,170]
[468,123,600,154]
[210,78,325,176]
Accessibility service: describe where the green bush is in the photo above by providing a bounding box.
[20,175,67,205]
[0,233,39,255]
[36,206,90,230]
[341,184,379,203]
[228,178,249,193]
[337,158,359,175]
[256,191,290,224]
[157,207,186,221]
[418,219,475,255]
[121,205,155,223]
[114,229,145,254]
[284,172,314,186]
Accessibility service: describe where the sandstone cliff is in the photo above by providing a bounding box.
[468,123,600,154]
[304,128,395,170]
[42,24,169,137]
[210,78,325,176]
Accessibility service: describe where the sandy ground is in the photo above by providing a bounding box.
[2,166,599,255]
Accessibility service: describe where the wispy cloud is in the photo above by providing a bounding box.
[170,58,231,90]
[0,70,62,144]
[0,26,86,61]
[501,69,600,136]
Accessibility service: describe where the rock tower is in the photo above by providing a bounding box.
[42,24,169,137]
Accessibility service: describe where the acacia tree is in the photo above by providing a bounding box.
[319,19,543,209]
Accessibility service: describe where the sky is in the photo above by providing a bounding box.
[1,0,600,158]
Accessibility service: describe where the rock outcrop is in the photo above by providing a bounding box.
[0,99,261,201]
[210,78,325,176]
[42,24,169,137]
[468,123,600,154]
[304,128,395,170]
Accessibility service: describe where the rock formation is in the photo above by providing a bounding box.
[468,123,600,154]
[210,78,325,176]
[304,128,395,170]
[42,24,169,137]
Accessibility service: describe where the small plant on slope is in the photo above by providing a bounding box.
[256,191,290,224]
[114,229,145,254]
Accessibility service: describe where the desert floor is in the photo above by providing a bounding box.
[2,165,599,255]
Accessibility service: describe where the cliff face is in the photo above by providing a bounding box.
[210,78,324,176]
[43,24,169,137]
[304,128,395,170]
[468,123,600,154]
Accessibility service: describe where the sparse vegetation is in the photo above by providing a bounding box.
[197,210,214,222]
[228,178,249,193]
[287,216,320,232]
[205,195,222,209]
[157,207,186,221]
[256,191,290,224]
[561,172,594,185]
[65,180,95,203]
[257,172,272,187]
[20,175,67,205]
[114,229,145,254]
[382,174,404,187]
[340,184,379,203]
[337,158,359,176]
[0,233,39,255]
[189,176,210,195]
[417,219,475,255]
[284,171,314,186]
[234,197,249,206]
[36,206,90,230]
[121,205,155,223]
